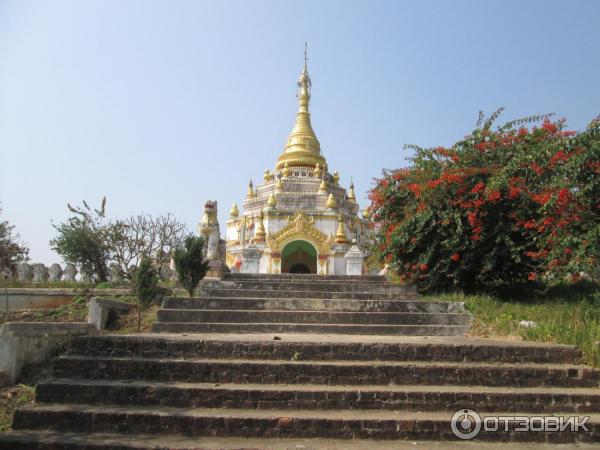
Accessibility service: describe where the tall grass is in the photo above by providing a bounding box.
[426,281,600,366]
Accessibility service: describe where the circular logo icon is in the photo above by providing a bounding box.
[451,409,482,440]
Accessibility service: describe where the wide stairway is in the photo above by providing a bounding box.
[152,273,472,336]
[1,274,599,448]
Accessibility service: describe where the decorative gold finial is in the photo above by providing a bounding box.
[282,162,291,177]
[335,214,348,243]
[254,209,266,241]
[314,163,322,178]
[348,179,356,202]
[264,169,274,182]
[229,202,239,217]
[275,47,327,171]
[275,176,284,192]
[363,206,372,220]
[267,193,277,208]
[332,171,340,185]
[318,177,328,193]
[326,193,337,209]
[246,180,255,199]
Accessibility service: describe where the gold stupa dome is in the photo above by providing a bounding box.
[267,193,277,208]
[275,45,327,171]
[326,193,337,209]
[246,180,255,200]
[318,178,328,193]
[335,214,348,243]
[347,180,356,202]
[229,202,239,217]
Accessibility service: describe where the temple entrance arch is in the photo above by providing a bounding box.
[281,240,317,274]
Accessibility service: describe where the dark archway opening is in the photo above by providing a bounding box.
[289,262,311,274]
[281,240,317,274]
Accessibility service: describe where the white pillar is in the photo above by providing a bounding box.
[345,240,364,276]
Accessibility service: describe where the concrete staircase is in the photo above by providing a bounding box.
[1,274,599,448]
[152,273,472,336]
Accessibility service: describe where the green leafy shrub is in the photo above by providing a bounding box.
[369,110,600,291]
[173,236,208,297]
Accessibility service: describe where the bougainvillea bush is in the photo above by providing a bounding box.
[368,109,599,291]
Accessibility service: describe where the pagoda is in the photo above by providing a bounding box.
[223,48,372,275]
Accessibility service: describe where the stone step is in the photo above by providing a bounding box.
[163,296,464,313]
[5,432,587,450]
[52,356,599,388]
[151,322,471,335]
[201,288,421,300]
[209,282,413,293]
[12,404,600,442]
[67,335,585,364]
[36,379,600,413]
[224,273,386,282]
[155,309,473,326]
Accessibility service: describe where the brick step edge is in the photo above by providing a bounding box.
[12,405,600,443]
[35,379,600,413]
[68,335,585,364]
[150,322,471,336]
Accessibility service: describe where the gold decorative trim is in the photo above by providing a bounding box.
[266,212,333,255]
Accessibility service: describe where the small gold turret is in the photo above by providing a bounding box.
[282,162,291,177]
[246,180,255,200]
[275,176,284,192]
[326,193,337,209]
[348,180,356,202]
[318,178,328,193]
[332,171,340,185]
[363,206,372,220]
[229,202,239,218]
[335,214,348,243]
[275,44,327,171]
[254,210,266,242]
[267,193,277,208]
[314,163,322,178]
[264,169,274,182]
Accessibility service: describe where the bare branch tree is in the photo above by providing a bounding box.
[109,214,190,279]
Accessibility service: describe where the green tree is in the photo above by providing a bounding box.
[0,204,29,274]
[51,198,111,283]
[369,111,600,291]
[134,257,159,331]
[173,235,208,296]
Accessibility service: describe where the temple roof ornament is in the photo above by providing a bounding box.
[348,180,356,202]
[229,202,239,217]
[246,180,255,200]
[267,193,277,208]
[275,44,327,171]
[326,193,337,209]
[318,178,328,193]
[335,214,348,243]
[254,210,266,242]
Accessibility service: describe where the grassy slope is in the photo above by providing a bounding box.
[426,281,600,366]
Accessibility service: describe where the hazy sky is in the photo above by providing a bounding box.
[1,0,599,265]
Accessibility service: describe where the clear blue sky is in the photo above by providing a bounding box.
[1,0,599,265]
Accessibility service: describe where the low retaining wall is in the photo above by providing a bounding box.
[87,297,137,331]
[0,288,132,311]
[0,322,95,386]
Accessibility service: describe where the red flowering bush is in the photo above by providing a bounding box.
[368,110,600,291]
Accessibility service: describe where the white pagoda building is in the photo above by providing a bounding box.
[223,51,373,275]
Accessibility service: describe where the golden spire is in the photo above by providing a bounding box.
[267,193,277,208]
[254,210,266,241]
[275,44,327,171]
[348,179,356,202]
[275,176,284,192]
[246,180,255,200]
[318,178,328,193]
[326,193,337,209]
[335,214,348,243]
[229,202,239,217]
